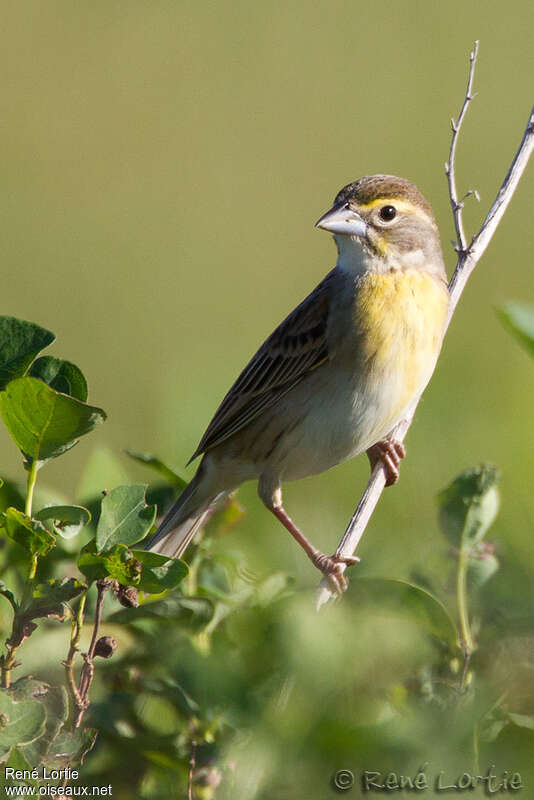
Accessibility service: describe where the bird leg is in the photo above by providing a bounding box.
[269,504,359,594]
[366,439,406,486]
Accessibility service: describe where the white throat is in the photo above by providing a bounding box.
[333,234,371,277]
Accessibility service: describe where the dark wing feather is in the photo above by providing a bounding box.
[189,270,334,461]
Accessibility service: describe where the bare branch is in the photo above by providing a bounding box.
[73,580,109,728]
[445,40,479,253]
[316,57,534,610]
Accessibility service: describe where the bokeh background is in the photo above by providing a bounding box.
[1,2,534,797]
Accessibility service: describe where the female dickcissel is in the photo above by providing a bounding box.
[147,175,449,592]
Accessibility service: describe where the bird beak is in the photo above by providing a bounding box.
[315,203,367,238]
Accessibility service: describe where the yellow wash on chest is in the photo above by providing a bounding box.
[355,269,449,406]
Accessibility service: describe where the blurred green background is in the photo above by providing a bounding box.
[1,1,534,796]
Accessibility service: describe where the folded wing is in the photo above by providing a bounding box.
[189,270,335,461]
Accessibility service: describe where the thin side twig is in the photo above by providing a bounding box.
[73,580,109,728]
[445,40,479,253]
[62,592,87,724]
[316,48,534,609]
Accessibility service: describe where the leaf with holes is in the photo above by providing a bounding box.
[20,578,86,620]
[78,541,142,585]
[35,505,91,539]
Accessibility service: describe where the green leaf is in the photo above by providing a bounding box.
[506,712,534,730]
[45,727,98,767]
[346,577,458,649]
[76,544,108,583]
[78,541,140,584]
[35,505,91,539]
[0,317,55,391]
[95,484,156,552]
[3,508,55,557]
[129,550,188,593]
[22,578,86,619]
[125,449,188,490]
[109,594,214,629]
[0,377,106,464]
[437,464,500,550]
[498,302,534,358]
[0,581,18,611]
[0,691,47,759]
[0,479,25,513]
[143,677,200,715]
[2,748,38,789]
[29,356,88,401]
[78,542,186,591]
[10,679,68,768]
[467,548,500,589]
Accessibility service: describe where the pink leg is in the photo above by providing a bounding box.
[366,439,407,486]
[270,504,359,594]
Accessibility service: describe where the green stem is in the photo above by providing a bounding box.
[28,555,38,581]
[456,546,475,692]
[456,547,474,654]
[25,460,38,518]
[63,592,87,728]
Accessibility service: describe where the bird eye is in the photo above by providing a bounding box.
[379,205,397,222]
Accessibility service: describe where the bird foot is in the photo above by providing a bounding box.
[367,439,406,486]
[310,551,360,595]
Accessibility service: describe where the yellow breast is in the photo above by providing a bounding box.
[355,269,449,425]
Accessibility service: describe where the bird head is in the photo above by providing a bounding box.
[316,175,445,278]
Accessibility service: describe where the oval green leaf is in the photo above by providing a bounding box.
[29,356,88,401]
[0,317,55,391]
[96,484,156,552]
[35,505,91,539]
[0,377,106,464]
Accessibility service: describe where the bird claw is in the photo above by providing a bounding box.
[367,439,406,486]
[311,551,360,595]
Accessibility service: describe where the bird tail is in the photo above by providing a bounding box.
[145,472,223,559]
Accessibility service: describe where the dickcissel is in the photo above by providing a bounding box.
[147,175,449,592]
